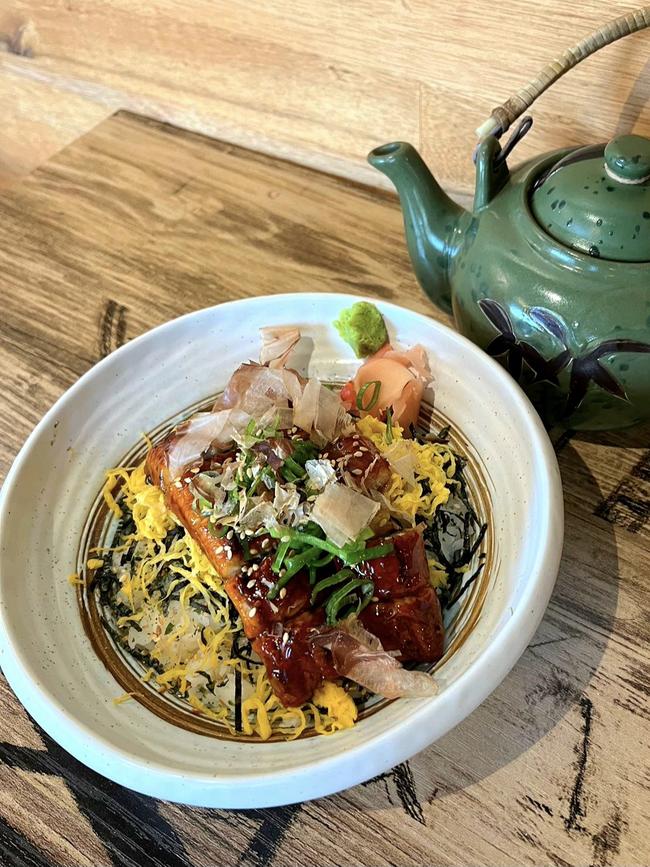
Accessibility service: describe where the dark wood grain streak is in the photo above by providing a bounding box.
[0,111,648,867]
[0,816,58,867]
[595,450,650,536]
[234,806,301,867]
[0,723,191,867]
[591,806,627,867]
[362,762,425,825]
[564,697,593,833]
[98,299,127,360]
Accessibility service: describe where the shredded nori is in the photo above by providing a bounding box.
[416,426,488,611]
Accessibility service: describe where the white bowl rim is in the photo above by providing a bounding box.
[0,292,564,806]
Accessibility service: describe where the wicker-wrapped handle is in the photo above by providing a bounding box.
[476,6,650,138]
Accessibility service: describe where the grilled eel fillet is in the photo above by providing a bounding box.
[146,433,444,707]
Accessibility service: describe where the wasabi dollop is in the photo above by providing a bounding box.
[334,301,389,358]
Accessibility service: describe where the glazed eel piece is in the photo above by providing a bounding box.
[147,437,334,705]
[146,434,444,707]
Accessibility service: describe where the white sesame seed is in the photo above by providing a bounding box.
[226,530,234,540]
[279,587,287,599]
[248,607,257,618]
[246,468,253,478]
[352,469,363,476]
[279,569,286,577]
[190,466,200,474]
[183,477,192,484]
[371,596,378,602]
[261,538,270,548]
[174,480,183,488]
[215,545,224,554]
[246,529,254,536]
[246,579,256,588]
[354,450,364,458]
[280,535,290,543]
[226,549,233,560]
[252,563,259,571]
[282,631,289,645]
[269,601,279,613]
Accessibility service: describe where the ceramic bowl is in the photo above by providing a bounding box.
[0,293,563,808]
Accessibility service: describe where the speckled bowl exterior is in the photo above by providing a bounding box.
[0,293,563,808]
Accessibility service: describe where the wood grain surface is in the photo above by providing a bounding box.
[0,111,649,867]
[4,2,650,198]
[0,70,110,186]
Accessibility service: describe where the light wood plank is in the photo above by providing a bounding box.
[3,2,650,195]
[0,68,110,185]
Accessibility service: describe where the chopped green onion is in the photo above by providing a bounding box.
[355,527,374,543]
[242,415,281,445]
[240,536,251,561]
[308,552,335,586]
[249,465,274,495]
[281,455,306,481]
[267,570,294,601]
[337,581,374,620]
[325,578,370,624]
[282,548,322,580]
[385,406,394,444]
[291,439,319,464]
[269,526,392,567]
[298,521,325,538]
[310,567,354,604]
[356,581,375,615]
[347,542,394,565]
[281,466,300,483]
[272,539,291,574]
[312,552,335,569]
[277,531,344,558]
[356,380,381,412]
[280,441,318,481]
[268,551,323,599]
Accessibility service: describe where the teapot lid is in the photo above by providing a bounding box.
[530,133,650,261]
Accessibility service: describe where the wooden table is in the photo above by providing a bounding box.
[0,111,648,867]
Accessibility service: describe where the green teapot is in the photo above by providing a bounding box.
[369,11,650,431]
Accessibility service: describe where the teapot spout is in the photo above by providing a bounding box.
[368,142,464,313]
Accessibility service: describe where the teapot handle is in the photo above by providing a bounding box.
[476,6,650,139]
[473,116,533,210]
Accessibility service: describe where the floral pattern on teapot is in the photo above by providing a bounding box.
[479,299,650,420]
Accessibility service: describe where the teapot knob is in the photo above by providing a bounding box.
[604,134,650,185]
